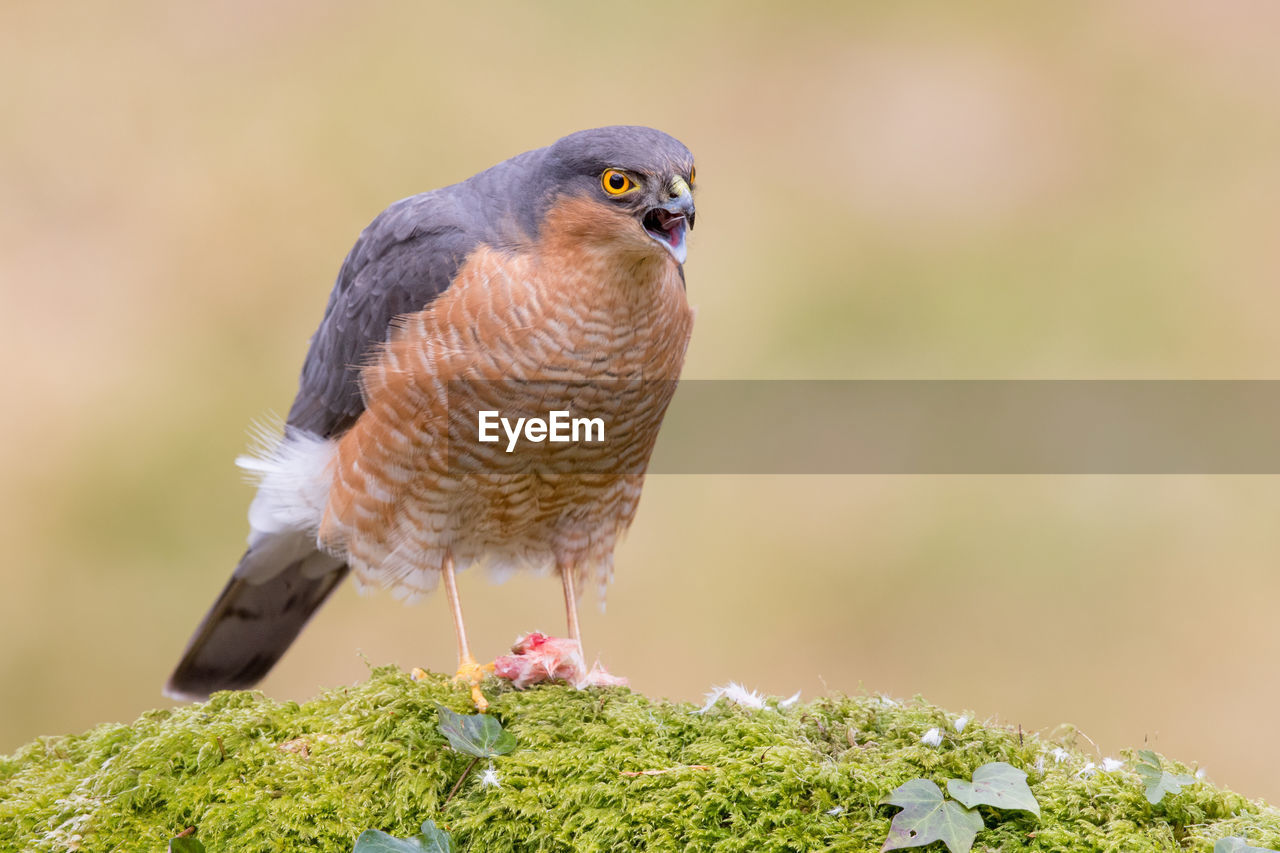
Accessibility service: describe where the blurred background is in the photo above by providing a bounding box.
[4,0,1280,802]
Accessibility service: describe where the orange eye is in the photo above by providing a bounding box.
[689,166,696,186]
[601,169,636,195]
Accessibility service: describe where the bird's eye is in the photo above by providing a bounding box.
[601,169,636,196]
[689,166,696,186]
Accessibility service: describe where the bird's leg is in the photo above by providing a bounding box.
[555,564,629,687]
[560,563,583,656]
[442,550,491,711]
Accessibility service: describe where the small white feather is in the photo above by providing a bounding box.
[237,426,338,546]
[700,682,765,712]
[699,682,801,713]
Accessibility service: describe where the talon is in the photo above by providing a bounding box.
[453,658,494,711]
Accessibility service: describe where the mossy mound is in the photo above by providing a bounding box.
[1,667,1277,852]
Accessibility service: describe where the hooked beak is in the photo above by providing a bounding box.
[643,179,695,264]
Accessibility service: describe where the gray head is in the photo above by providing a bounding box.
[542,126,696,263]
[473,126,693,264]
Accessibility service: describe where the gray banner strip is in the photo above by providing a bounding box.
[443,380,1280,474]
[646,380,1280,474]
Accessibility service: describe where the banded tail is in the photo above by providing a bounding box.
[165,547,347,701]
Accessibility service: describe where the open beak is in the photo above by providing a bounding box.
[643,182,695,264]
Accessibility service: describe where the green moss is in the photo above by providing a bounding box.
[1,668,1276,852]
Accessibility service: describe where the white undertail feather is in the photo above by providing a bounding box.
[235,421,339,582]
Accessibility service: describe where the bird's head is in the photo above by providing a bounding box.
[540,126,696,265]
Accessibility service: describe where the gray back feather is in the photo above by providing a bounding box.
[284,149,545,437]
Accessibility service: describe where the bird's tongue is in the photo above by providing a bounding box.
[664,219,685,246]
[644,208,689,263]
[655,211,685,245]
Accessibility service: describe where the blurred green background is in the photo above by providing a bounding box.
[4,0,1280,802]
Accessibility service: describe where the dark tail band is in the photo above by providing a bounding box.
[165,550,348,701]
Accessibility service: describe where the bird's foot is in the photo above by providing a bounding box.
[409,660,494,710]
[453,658,495,712]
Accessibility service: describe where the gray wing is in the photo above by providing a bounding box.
[285,191,484,438]
[285,145,548,438]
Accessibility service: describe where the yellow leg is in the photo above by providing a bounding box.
[561,564,582,653]
[442,551,490,711]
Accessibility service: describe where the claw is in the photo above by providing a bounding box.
[453,658,494,712]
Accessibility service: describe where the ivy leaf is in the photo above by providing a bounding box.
[436,705,516,758]
[946,761,1041,817]
[168,837,206,853]
[882,778,983,853]
[353,820,454,853]
[1214,837,1279,853]
[1134,750,1194,805]
[353,829,421,853]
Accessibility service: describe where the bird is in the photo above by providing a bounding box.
[165,126,697,707]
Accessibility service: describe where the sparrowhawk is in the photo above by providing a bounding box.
[165,126,696,706]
